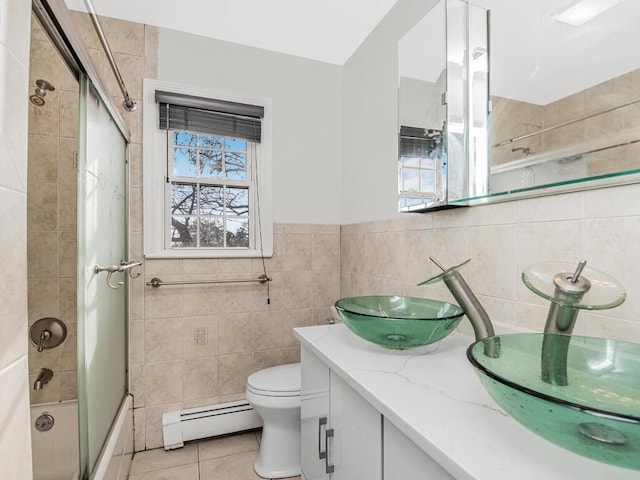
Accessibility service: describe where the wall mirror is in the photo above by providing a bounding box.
[399,0,640,211]
[398,0,489,212]
[458,0,640,205]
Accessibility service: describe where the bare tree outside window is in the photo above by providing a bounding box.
[169,131,251,248]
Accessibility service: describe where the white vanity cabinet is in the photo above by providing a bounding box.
[297,325,640,480]
[301,346,382,480]
[301,345,456,480]
[383,418,454,480]
[301,346,330,480]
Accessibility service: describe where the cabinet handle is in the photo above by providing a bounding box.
[318,417,328,459]
[325,428,335,474]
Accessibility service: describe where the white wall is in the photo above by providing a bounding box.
[341,0,439,224]
[157,28,343,225]
[399,76,443,131]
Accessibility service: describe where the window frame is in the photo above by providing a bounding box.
[143,79,273,258]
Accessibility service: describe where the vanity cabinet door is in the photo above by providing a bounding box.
[383,417,454,480]
[328,372,382,480]
[301,346,331,480]
[301,347,382,480]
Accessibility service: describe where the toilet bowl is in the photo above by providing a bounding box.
[246,363,301,479]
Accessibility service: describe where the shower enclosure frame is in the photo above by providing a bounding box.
[32,0,130,139]
[77,73,130,477]
[31,1,133,479]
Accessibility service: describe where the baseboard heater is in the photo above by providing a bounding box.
[162,400,262,450]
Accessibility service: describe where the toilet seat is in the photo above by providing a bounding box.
[247,363,301,397]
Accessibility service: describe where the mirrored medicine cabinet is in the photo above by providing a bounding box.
[398,0,489,212]
[398,0,640,213]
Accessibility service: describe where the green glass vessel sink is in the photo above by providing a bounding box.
[468,333,640,470]
[334,295,464,349]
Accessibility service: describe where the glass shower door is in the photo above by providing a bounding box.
[77,74,128,478]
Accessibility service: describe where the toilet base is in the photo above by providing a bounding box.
[246,363,302,479]
[253,416,301,479]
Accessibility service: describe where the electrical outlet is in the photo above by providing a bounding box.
[194,327,207,345]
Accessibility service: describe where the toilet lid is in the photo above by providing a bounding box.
[247,363,301,394]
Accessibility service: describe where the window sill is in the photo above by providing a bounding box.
[144,248,273,260]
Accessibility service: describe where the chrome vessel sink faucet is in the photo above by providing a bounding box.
[543,260,590,335]
[540,260,591,386]
[419,257,499,357]
[421,257,626,374]
[522,260,626,386]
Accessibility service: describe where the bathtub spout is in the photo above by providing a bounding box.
[34,368,53,390]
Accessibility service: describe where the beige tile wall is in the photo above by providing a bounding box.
[0,0,34,477]
[490,96,543,166]
[491,67,640,172]
[134,223,340,450]
[542,67,640,175]
[341,184,640,344]
[26,17,79,405]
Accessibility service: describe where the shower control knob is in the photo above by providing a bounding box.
[38,330,52,352]
[30,317,67,352]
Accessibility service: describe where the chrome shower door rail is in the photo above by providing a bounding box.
[83,0,137,111]
[493,95,640,148]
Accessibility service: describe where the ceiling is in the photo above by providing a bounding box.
[65,0,640,104]
[399,0,640,104]
[475,0,640,104]
[64,0,399,65]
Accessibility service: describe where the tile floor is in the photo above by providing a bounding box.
[129,430,301,480]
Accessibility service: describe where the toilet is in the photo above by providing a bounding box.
[246,363,301,479]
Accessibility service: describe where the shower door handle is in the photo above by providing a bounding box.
[119,260,143,278]
[94,260,143,289]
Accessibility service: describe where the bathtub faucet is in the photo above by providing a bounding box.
[34,368,53,390]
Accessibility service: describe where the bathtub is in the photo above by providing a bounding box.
[30,395,133,480]
[30,400,79,480]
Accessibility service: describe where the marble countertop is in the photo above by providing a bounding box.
[294,324,638,480]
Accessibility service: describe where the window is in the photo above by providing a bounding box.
[143,80,273,258]
[398,126,443,210]
[169,132,253,249]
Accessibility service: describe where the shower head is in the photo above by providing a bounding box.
[123,97,138,112]
[30,79,55,106]
[29,94,45,107]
